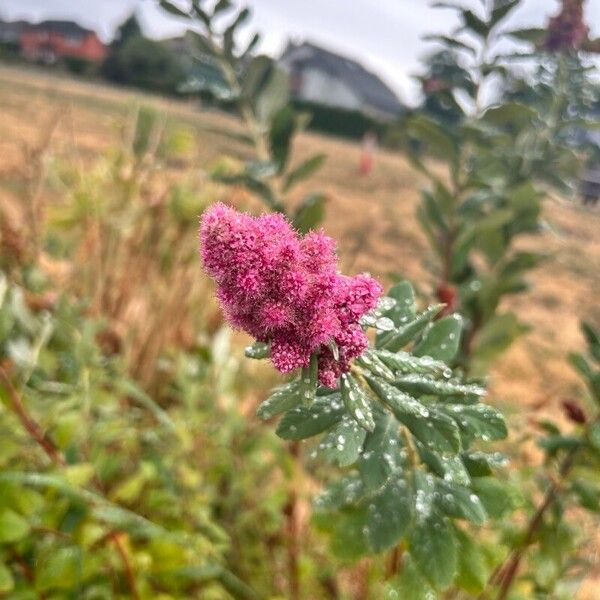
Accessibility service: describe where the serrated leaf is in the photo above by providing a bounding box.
[414,314,463,362]
[341,373,375,432]
[275,393,344,440]
[314,474,365,512]
[256,381,303,420]
[360,474,412,552]
[320,416,367,467]
[375,349,448,378]
[440,403,507,444]
[435,481,487,524]
[356,350,396,383]
[378,304,445,351]
[409,511,456,590]
[366,377,461,452]
[358,413,404,492]
[393,374,485,399]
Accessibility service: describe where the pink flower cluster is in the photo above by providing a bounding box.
[200,203,382,387]
[544,0,589,52]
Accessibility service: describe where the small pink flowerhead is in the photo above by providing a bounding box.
[200,203,383,387]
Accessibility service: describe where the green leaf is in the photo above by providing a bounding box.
[462,450,507,476]
[440,403,507,444]
[461,9,489,38]
[504,27,547,45]
[470,477,519,518]
[257,378,314,420]
[360,474,412,552]
[0,562,14,594]
[245,341,270,359]
[223,8,250,56]
[409,512,456,590]
[159,0,191,18]
[423,34,477,55]
[0,508,29,543]
[275,394,344,440]
[483,102,537,128]
[357,413,404,492]
[385,281,416,324]
[386,555,434,600]
[393,374,485,399]
[581,321,600,362]
[367,376,461,452]
[213,0,233,15]
[314,474,365,512]
[256,68,290,127]
[490,0,519,28]
[472,312,530,372]
[414,314,463,362]
[435,481,487,524]
[269,106,295,171]
[454,527,490,594]
[241,55,274,101]
[375,349,448,378]
[36,547,81,592]
[341,373,375,432]
[292,193,326,233]
[283,154,326,192]
[320,416,367,467]
[378,304,445,351]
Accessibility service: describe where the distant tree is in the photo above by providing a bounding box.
[111,13,143,50]
[101,13,183,95]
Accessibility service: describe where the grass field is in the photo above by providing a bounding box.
[1,62,599,595]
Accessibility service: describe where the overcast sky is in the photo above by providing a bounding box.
[2,0,599,103]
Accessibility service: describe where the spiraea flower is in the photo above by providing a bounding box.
[200,203,382,386]
[544,0,589,52]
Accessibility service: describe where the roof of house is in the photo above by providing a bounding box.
[280,41,402,117]
[26,20,94,37]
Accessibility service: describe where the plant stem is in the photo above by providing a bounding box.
[491,445,579,600]
[0,366,65,466]
[109,531,140,600]
[284,441,301,600]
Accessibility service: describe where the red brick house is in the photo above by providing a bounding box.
[20,20,107,64]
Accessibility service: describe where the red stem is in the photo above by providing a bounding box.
[0,366,65,466]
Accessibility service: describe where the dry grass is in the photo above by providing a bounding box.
[0,62,599,593]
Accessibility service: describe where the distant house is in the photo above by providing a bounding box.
[279,41,402,121]
[20,20,107,64]
[0,19,28,46]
